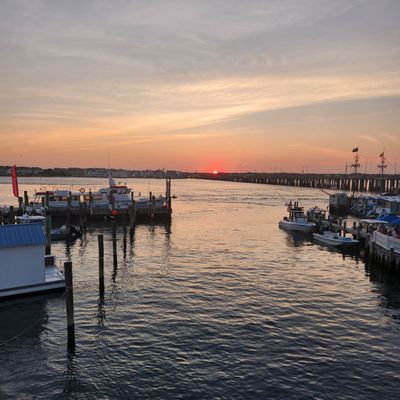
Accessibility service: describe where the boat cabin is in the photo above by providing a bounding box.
[0,224,65,299]
[34,190,81,208]
[287,207,307,222]
[0,224,46,292]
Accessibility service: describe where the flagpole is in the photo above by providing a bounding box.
[351,147,360,197]
[377,151,387,195]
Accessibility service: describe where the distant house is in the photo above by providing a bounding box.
[0,224,64,299]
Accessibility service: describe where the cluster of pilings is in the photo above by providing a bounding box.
[192,173,400,194]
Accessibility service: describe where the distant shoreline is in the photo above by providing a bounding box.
[0,166,186,179]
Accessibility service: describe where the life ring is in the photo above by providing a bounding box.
[79,188,85,193]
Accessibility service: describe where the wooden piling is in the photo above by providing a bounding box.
[89,190,93,215]
[167,178,172,212]
[129,201,136,230]
[112,218,117,266]
[24,190,29,210]
[45,215,51,255]
[83,202,87,232]
[98,234,105,299]
[9,206,15,224]
[66,194,71,233]
[64,261,75,350]
[389,247,395,266]
[79,202,83,228]
[151,195,156,219]
[18,197,23,213]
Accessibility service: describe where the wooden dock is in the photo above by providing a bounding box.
[191,172,400,194]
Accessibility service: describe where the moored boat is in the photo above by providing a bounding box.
[313,231,359,248]
[279,202,316,233]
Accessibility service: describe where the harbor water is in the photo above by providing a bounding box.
[1,177,400,399]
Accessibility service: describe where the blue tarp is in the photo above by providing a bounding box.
[0,223,46,249]
[378,214,399,222]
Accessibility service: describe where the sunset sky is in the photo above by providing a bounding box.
[0,0,399,172]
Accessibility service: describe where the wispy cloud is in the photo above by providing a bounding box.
[0,0,399,169]
[356,135,379,143]
[384,134,399,143]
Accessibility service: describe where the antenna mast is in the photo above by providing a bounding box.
[351,148,360,175]
[377,152,387,176]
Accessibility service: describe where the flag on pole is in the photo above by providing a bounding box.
[379,152,384,157]
[352,147,358,153]
[11,165,19,198]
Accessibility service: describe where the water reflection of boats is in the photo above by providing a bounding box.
[279,202,315,233]
[283,230,312,247]
[0,293,60,345]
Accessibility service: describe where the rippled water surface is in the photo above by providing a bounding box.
[1,177,400,399]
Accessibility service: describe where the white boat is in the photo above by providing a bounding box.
[17,213,46,225]
[313,231,360,248]
[279,202,316,233]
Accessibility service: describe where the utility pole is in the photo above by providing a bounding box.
[345,162,350,175]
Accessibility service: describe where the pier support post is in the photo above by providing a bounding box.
[98,234,105,299]
[389,247,395,266]
[64,261,75,351]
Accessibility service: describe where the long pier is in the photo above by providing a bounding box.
[190,172,400,194]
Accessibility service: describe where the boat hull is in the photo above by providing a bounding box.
[279,220,315,233]
[0,266,65,300]
[313,233,359,248]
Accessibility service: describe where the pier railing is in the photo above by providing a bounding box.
[372,231,400,254]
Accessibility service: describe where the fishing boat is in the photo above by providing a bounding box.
[279,202,316,233]
[312,231,359,248]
